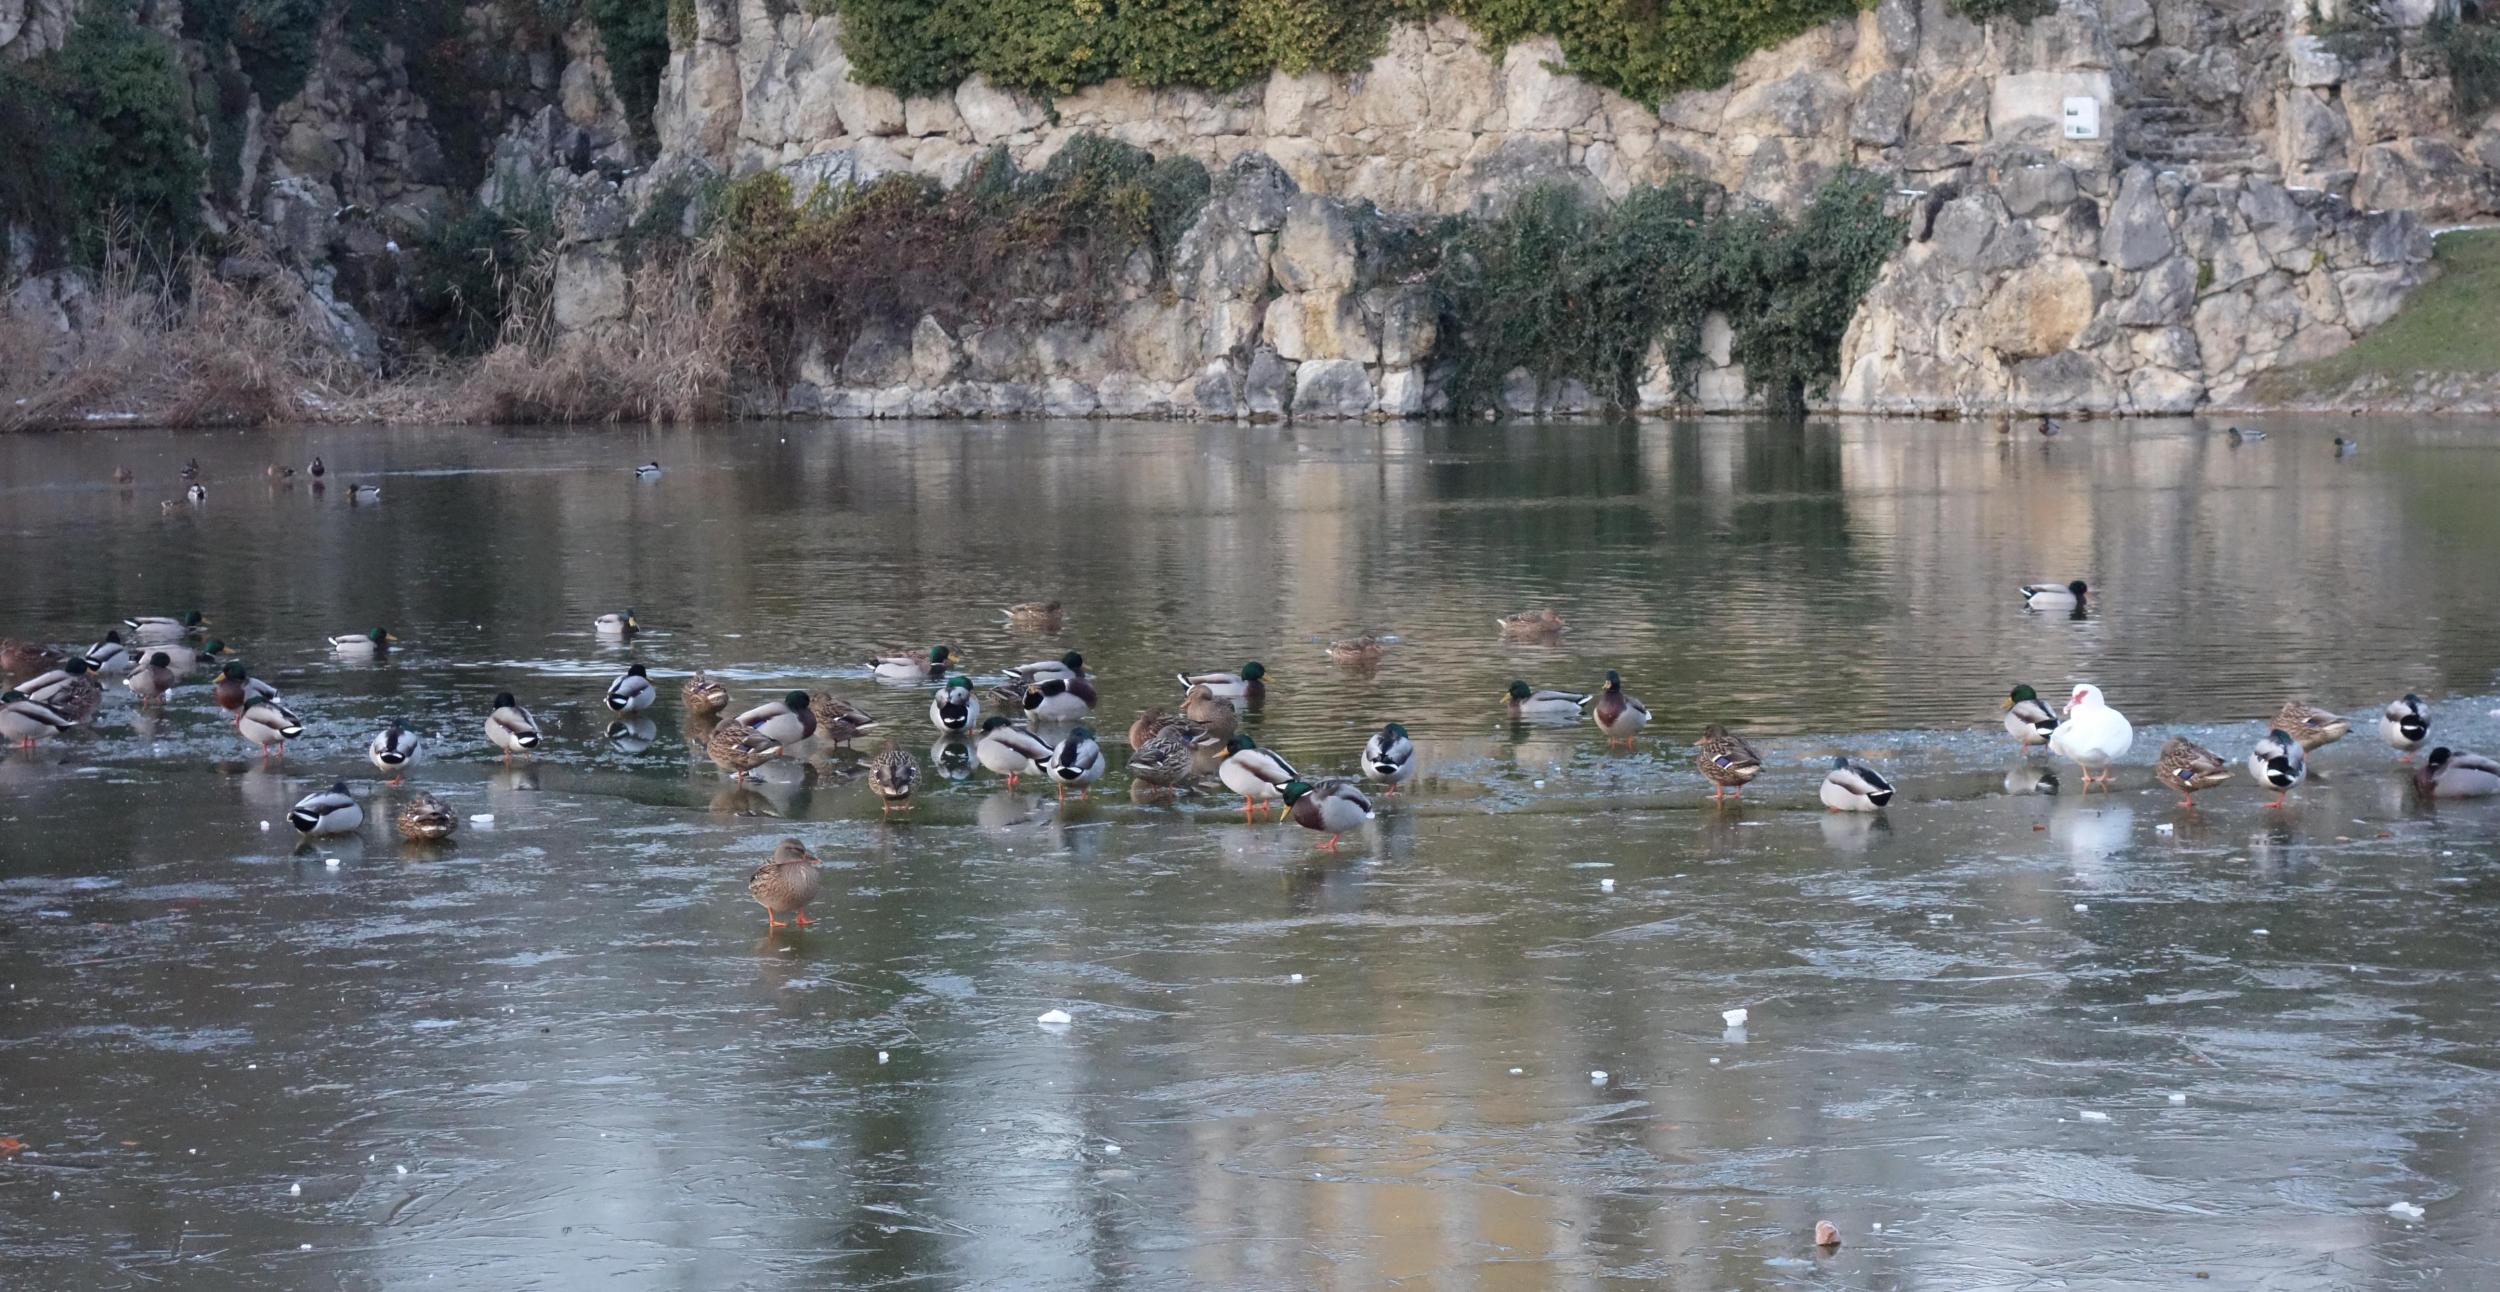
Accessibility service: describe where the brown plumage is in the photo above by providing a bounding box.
[868,743,918,812]
[1004,601,1064,629]
[706,717,785,779]
[1128,722,1200,787]
[747,838,823,928]
[2155,736,2233,807]
[2273,701,2350,751]
[1497,609,1567,638]
[395,792,458,842]
[1180,683,1240,744]
[681,670,730,716]
[1327,635,1385,666]
[2,639,65,686]
[809,692,880,746]
[1695,724,1764,800]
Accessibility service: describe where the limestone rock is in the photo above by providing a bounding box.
[1366,285,1437,367]
[841,320,913,387]
[1244,349,1295,419]
[551,246,629,330]
[1293,358,1375,417]
[1976,259,2099,359]
[1850,71,1912,147]
[1272,195,1361,293]
[1217,153,1296,235]
[2354,139,2496,220]
[1376,367,1427,417]
[1501,38,1601,132]
[912,315,961,385]
[955,76,1047,144]
[2100,166,2177,272]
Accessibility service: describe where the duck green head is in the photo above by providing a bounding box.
[1226,734,1256,754]
[928,645,954,662]
[1060,651,1086,671]
[182,611,205,627]
[1241,661,1266,681]
[0,690,24,704]
[980,715,1015,733]
[1603,669,1624,690]
[493,691,519,709]
[2006,683,2039,708]
[1508,680,1533,701]
[624,664,647,678]
[202,639,227,656]
[783,690,811,711]
[1068,724,1096,743]
[220,661,247,680]
[63,659,90,676]
[2067,580,2088,598]
[1279,779,1313,805]
[369,626,396,643]
[946,675,971,690]
[1382,721,1408,739]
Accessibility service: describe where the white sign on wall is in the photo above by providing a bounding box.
[2062,97,2101,140]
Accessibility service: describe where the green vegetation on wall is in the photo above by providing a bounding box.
[405,189,560,355]
[588,0,673,153]
[2434,10,2500,124]
[0,1,205,268]
[187,0,331,107]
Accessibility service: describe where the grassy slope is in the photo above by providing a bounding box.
[2249,229,2500,399]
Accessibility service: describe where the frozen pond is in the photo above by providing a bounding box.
[4,417,2500,1288]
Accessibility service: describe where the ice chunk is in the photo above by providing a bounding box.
[877,1050,890,1064]
[1036,1008,1073,1026]
[2078,1110,2111,1123]
[2389,1201,2425,1220]
[395,1164,407,1175]
[2168,1093,2188,1105]
[470,814,494,824]
[288,1181,302,1195]
[1508,1067,1524,1076]
[1600,878,1615,893]
[1722,1007,1748,1027]
[2073,903,2089,912]
[1589,1070,1608,1084]
[259,821,270,831]
[324,858,340,868]
[2252,928,2269,936]
[2154,823,2173,835]
[1288,973,1304,983]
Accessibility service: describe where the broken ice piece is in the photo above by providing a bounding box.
[1102,1143,1121,1155]
[324,858,340,868]
[1708,1057,1720,1065]
[877,1050,890,1064]
[299,1243,312,1251]
[2154,823,2173,835]
[470,814,494,824]
[1532,779,1546,788]
[1722,1007,1748,1027]
[1288,973,1304,983]
[395,1164,408,1175]
[1589,1070,1608,1084]
[2169,1093,2188,1105]
[288,1181,302,1195]
[1600,878,1616,893]
[2078,1110,2111,1122]
[1036,1008,1073,1026]
[259,821,270,831]
[2389,1201,2425,1220]
[2251,928,2268,935]
[1508,1067,1524,1076]
[2073,903,2089,912]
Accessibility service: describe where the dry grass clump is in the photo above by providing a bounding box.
[449,252,745,425]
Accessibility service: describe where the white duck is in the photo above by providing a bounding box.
[2047,684,2132,789]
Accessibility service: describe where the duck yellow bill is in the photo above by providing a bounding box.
[1999,697,2013,709]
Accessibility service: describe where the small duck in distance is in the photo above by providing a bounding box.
[2037,415,2061,438]
[2416,747,2500,799]
[1696,724,1765,801]
[1177,663,1264,702]
[1819,757,1895,812]
[1327,636,1385,667]
[2335,436,2361,457]
[329,626,396,656]
[2020,580,2088,612]
[2248,728,2306,808]
[346,483,382,502]
[485,691,544,762]
[1497,609,1567,638]
[1593,671,1650,750]
[1363,722,1415,790]
[2273,700,2350,751]
[1003,601,1064,629]
[2226,425,2266,443]
[635,461,662,478]
[186,484,208,504]
[181,458,201,482]
[605,664,656,714]
[308,455,326,480]
[595,610,640,639]
[870,645,958,681]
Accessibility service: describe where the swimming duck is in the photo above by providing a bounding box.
[82,631,131,673]
[748,839,823,928]
[307,456,325,479]
[605,664,656,714]
[1281,778,1374,849]
[595,610,639,638]
[2273,700,2350,751]
[930,675,980,735]
[1180,684,1241,743]
[1594,671,1650,749]
[396,792,457,842]
[1011,650,1087,683]
[2048,684,2132,788]
[1217,735,1299,819]
[1126,722,1199,788]
[186,483,208,504]
[236,697,304,758]
[1696,724,1764,800]
[2226,426,2266,443]
[974,715,1056,786]
[287,781,363,837]
[705,716,785,780]
[2020,580,2089,611]
[2248,728,2306,808]
[868,742,919,812]
[213,661,280,721]
[485,692,543,762]
[2335,436,2361,457]
[1022,676,1093,723]
[870,645,958,680]
[1363,722,1415,789]
[1507,680,1591,721]
[1496,609,1567,638]
[1,638,65,685]
[1003,601,1064,629]
[346,483,382,502]
[2416,747,2500,799]
[736,691,819,749]
[265,464,294,479]
[2037,415,2061,437]
[1176,663,1264,702]
[2002,683,2060,749]
[123,652,181,704]
[635,461,662,479]
[682,670,730,716]
[0,689,74,748]
[1327,636,1385,667]
[329,627,396,655]
[2155,735,2234,807]
[809,693,880,746]
[1819,756,1896,812]
[1046,725,1105,798]
[112,465,134,484]
[19,659,102,724]
[124,612,206,644]
[369,720,422,782]
[2381,694,2430,758]
[181,458,200,482]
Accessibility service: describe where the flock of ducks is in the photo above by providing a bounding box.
[2026,418,2362,458]
[135,456,385,510]
[6,577,2497,930]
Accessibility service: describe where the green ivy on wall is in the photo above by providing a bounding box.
[0,1,206,267]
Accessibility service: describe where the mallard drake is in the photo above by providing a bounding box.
[975,715,1056,785]
[1506,680,1591,721]
[2155,736,2233,807]
[1819,756,1895,811]
[236,697,303,757]
[2226,425,2266,443]
[112,464,134,484]
[605,664,656,714]
[485,692,543,762]
[594,610,639,638]
[1003,601,1064,629]
[213,661,280,721]
[2273,701,2350,751]
[1217,735,1298,819]
[346,483,382,502]
[2020,580,2088,611]
[1047,725,1105,798]
[1127,722,1199,788]
[1,638,65,685]
[2248,728,2306,808]
[329,627,396,655]
[1327,636,1384,666]
[307,455,325,479]
[181,457,200,482]
[930,675,980,735]
[1594,671,1650,749]
[150,638,223,676]
[1180,684,1240,743]
[1496,609,1567,638]
[1363,722,1415,789]
[868,742,919,812]
[369,720,422,782]
[1695,724,1764,800]
[186,483,208,504]
[124,611,205,644]
[2416,747,2500,799]
[809,693,880,746]
[1176,662,1264,702]
[736,691,819,749]
[2048,684,2133,788]
[1281,778,1373,848]
[123,651,181,704]
[748,838,823,927]
[1022,676,1093,723]
[706,717,785,780]
[396,792,457,842]
[287,781,363,837]
[870,645,958,680]
[1011,651,1088,683]
[2002,683,2059,749]
[82,631,131,673]
[19,660,103,724]
[682,670,730,716]
[1011,653,1097,709]
[2382,694,2430,757]
[0,689,75,748]
[635,461,662,479]
[2038,415,2061,437]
